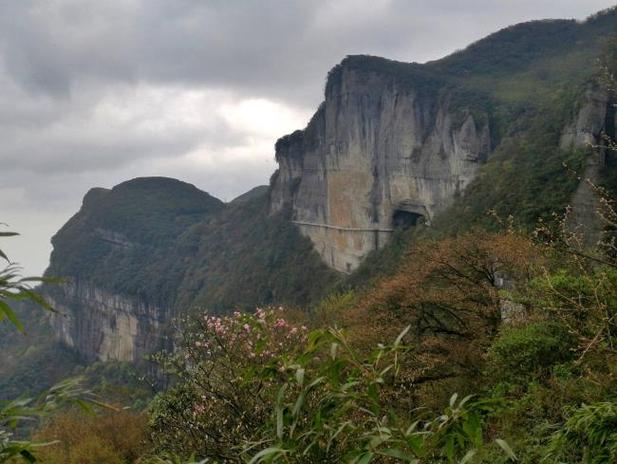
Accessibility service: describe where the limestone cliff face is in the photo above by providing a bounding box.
[560,88,613,150]
[270,58,491,273]
[561,87,616,247]
[48,281,164,362]
[43,177,225,362]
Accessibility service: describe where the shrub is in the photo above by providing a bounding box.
[149,308,308,461]
[33,408,149,464]
[243,327,515,463]
[546,401,617,463]
[487,321,576,383]
[527,267,617,359]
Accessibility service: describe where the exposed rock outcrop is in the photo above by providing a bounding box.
[44,177,225,362]
[48,281,163,362]
[270,58,491,273]
[561,87,616,247]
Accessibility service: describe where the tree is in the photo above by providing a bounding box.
[344,229,542,408]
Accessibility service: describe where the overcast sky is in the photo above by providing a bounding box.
[1,0,615,277]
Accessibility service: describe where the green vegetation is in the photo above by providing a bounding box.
[487,321,576,383]
[0,230,81,401]
[4,7,617,464]
[546,401,617,463]
[0,231,95,463]
[46,177,225,306]
[147,308,515,463]
[134,215,617,463]
[173,192,339,312]
[45,177,338,313]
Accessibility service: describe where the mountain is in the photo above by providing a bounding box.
[44,178,337,362]
[33,7,617,364]
[271,11,617,272]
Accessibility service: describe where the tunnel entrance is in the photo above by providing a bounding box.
[392,210,424,229]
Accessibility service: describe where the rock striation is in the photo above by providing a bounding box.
[48,281,163,362]
[561,87,616,247]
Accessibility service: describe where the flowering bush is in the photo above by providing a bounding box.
[149,308,308,461]
[150,310,517,463]
[192,308,307,363]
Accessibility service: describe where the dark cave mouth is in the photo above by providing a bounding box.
[392,210,425,229]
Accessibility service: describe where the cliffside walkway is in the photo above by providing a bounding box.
[291,220,395,233]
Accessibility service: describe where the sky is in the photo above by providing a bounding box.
[1,0,616,277]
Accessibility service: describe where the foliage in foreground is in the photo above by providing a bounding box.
[0,230,93,463]
[150,308,309,460]
[32,408,149,464]
[150,305,519,463]
[242,327,514,464]
[146,210,617,463]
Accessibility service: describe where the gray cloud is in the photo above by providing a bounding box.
[2,0,613,104]
[0,0,615,276]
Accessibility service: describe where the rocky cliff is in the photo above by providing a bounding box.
[44,178,336,362]
[48,281,163,362]
[270,11,617,272]
[561,87,616,247]
[44,177,223,361]
[270,57,490,272]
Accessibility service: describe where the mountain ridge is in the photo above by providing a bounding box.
[35,6,617,362]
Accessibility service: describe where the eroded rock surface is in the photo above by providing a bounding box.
[270,58,491,272]
[49,281,162,362]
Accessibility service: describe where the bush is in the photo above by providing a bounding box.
[243,327,515,463]
[487,321,576,383]
[149,308,308,461]
[546,401,617,463]
[33,408,149,464]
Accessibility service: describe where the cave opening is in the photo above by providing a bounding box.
[392,210,424,229]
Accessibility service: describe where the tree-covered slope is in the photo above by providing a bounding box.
[45,177,338,314]
[46,177,225,306]
[173,191,339,312]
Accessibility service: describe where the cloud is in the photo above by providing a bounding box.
[0,0,616,275]
[1,1,613,103]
